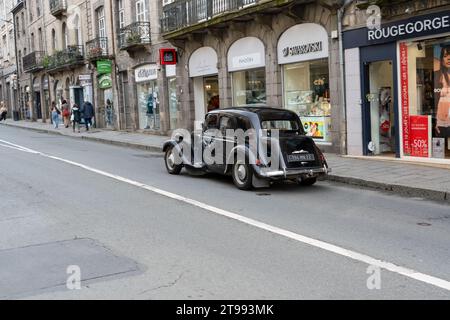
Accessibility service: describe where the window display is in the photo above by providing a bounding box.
[404,37,450,159]
[137,81,160,130]
[283,59,331,143]
[232,68,266,106]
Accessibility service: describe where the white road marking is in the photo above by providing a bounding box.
[1,138,450,292]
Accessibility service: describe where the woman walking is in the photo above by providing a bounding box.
[61,99,70,128]
[51,102,61,129]
[71,103,82,133]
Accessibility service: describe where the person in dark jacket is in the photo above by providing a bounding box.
[71,104,82,133]
[80,101,95,131]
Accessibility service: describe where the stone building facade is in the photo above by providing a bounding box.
[161,0,347,154]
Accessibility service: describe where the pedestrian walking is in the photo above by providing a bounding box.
[51,101,61,129]
[0,102,7,121]
[80,101,95,131]
[71,103,82,133]
[61,99,70,128]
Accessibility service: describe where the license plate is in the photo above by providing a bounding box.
[287,154,315,162]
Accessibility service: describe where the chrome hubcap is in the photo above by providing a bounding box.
[236,164,247,182]
[167,150,175,169]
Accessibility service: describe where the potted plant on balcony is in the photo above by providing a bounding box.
[42,55,52,69]
[89,47,104,57]
[126,32,141,46]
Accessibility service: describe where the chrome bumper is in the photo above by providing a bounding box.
[257,166,331,179]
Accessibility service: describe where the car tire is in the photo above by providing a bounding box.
[299,177,317,186]
[165,147,183,175]
[232,160,253,190]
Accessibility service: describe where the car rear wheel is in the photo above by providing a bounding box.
[232,160,253,190]
[165,147,183,175]
[299,177,317,186]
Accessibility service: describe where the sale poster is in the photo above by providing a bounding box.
[409,115,431,158]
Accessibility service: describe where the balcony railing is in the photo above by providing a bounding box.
[49,0,67,17]
[161,0,258,33]
[43,45,84,71]
[86,37,109,60]
[23,51,45,73]
[119,22,151,50]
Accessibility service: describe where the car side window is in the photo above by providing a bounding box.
[205,114,218,130]
[236,117,252,131]
[219,116,236,135]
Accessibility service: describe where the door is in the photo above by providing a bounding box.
[35,91,42,119]
[364,60,396,156]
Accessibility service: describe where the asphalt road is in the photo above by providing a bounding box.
[0,125,449,300]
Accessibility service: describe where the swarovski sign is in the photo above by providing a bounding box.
[135,64,158,83]
[278,23,329,65]
[282,41,323,58]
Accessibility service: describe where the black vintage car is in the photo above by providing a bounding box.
[163,107,330,190]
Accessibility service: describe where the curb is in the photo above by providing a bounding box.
[326,174,449,204]
[1,122,163,153]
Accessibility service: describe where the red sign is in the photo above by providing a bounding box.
[160,49,177,65]
[410,115,431,158]
[400,43,411,156]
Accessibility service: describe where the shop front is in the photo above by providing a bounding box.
[188,46,219,129]
[344,10,450,162]
[278,23,332,145]
[166,64,178,130]
[135,64,160,131]
[228,37,266,107]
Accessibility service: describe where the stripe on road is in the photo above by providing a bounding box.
[1,138,450,292]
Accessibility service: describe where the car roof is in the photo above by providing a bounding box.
[208,106,298,117]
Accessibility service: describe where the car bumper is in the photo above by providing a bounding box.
[256,166,331,179]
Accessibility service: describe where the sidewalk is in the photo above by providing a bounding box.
[1,120,449,203]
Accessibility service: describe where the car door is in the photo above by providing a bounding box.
[202,113,220,171]
[218,114,238,173]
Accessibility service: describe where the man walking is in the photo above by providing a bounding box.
[81,101,95,131]
[0,102,7,121]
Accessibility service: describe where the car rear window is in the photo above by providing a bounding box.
[259,111,304,133]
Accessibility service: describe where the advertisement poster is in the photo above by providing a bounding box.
[400,42,411,155]
[302,116,330,141]
[434,42,450,145]
[432,138,446,159]
[410,115,431,158]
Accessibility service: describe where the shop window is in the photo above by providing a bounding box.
[283,59,331,143]
[232,68,266,106]
[404,38,450,160]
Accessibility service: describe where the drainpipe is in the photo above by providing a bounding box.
[338,0,353,155]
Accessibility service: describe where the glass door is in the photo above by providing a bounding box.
[365,60,396,155]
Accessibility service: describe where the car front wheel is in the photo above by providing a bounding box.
[232,161,253,190]
[165,147,183,175]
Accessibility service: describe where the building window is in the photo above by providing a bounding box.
[283,59,331,143]
[118,0,124,29]
[52,29,57,52]
[97,6,106,38]
[62,23,68,49]
[136,0,148,22]
[232,68,266,106]
[403,37,450,160]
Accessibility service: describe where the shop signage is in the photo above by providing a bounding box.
[278,23,329,65]
[400,43,411,156]
[166,64,176,78]
[189,47,218,77]
[228,37,266,72]
[160,48,177,65]
[410,115,431,158]
[97,60,112,75]
[232,53,262,70]
[135,64,158,83]
[432,138,446,159]
[79,74,91,81]
[344,11,450,49]
[98,74,112,89]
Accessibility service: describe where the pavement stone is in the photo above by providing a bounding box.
[1,120,449,204]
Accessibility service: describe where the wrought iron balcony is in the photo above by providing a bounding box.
[23,51,45,73]
[161,0,260,33]
[49,0,67,18]
[86,37,109,61]
[43,45,84,72]
[119,22,151,50]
